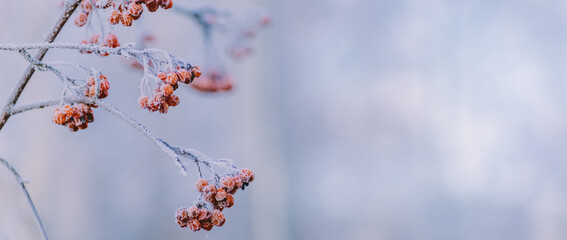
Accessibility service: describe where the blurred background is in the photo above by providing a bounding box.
[2,0,567,239]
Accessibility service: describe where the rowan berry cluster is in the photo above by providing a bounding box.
[75,0,173,28]
[85,74,110,99]
[138,66,201,113]
[175,168,254,231]
[191,69,233,93]
[108,0,173,27]
[52,103,95,131]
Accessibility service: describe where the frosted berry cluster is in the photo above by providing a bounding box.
[175,168,254,231]
[52,103,95,131]
[138,66,201,113]
[108,0,173,27]
[75,0,173,28]
[191,69,233,93]
[85,74,110,99]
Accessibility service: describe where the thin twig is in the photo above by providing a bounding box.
[0,0,82,131]
[10,97,189,175]
[0,156,49,240]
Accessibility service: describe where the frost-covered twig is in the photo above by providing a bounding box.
[0,42,193,69]
[0,0,82,131]
[0,156,49,240]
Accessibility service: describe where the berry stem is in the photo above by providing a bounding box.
[0,0,82,131]
[0,156,49,240]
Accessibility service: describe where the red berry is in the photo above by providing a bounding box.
[109,10,120,25]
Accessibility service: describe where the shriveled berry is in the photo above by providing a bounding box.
[146,0,159,12]
[165,95,180,107]
[109,10,120,24]
[160,0,173,9]
[121,12,133,26]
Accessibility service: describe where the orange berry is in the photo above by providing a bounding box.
[201,219,213,231]
[175,207,189,222]
[195,179,208,192]
[239,168,254,183]
[109,10,120,25]
[160,0,173,9]
[121,12,133,26]
[188,219,201,231]
[80,0,92,13]
[128,3,144,17]
[157,72,167,81]
[176,69,189,83]
[197,208,210,221]
[166,72,179,85]
[225,194,234,208]
[215,189,228,202]
[187,206,200,219]
[191,65,202,78]
[165,95,180,107]
[161,84,174,96]
[146,0,159,12]
[138,96,149,109]
[203,185,217,203]
[211,210,225,227]
[75,12,88,27]
[220,176,235,193]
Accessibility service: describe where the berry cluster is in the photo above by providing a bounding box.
[191,69,233,92]
[85,74,110,99]
[108,0,172,27]
[75,0,173,28]
[138,66,201,113]
[52,103,95,131]
[175,168,254,231]
[79,34,121,56]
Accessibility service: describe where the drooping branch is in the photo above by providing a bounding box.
[0,156,49,240]
[8,97,231,177]
[0,0,82,131]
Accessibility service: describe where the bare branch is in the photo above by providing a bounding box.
[0,156,49,240]
[0,0,82,131]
